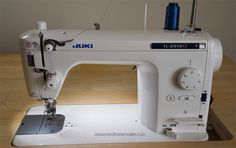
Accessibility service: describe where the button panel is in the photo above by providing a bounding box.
[178,95,195,101]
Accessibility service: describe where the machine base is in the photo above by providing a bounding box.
[12,104,208,146]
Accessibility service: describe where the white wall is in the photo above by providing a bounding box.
[0,1,2,52]
[234,2,236,62]
[0,0,235,61]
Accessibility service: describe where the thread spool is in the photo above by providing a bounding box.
[36,21,47,31]
[164,3,180,30]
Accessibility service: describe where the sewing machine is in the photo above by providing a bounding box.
[12,1,223,146]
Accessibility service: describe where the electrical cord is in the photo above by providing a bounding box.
[210,95,214,106]
[207,95,214,130]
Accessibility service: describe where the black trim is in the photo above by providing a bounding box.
[39,32,47,80]
[201,93,207,102]
[151,43,201,49]
[27,55,35,67]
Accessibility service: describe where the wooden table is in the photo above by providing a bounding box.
[0,54,235,148]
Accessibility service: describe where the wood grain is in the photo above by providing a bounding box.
[0,54,235,148]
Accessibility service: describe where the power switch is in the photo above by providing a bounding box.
[201,93,207,102]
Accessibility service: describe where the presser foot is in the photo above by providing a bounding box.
[43,99,57,118]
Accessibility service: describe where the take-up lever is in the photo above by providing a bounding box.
[44,39,74,52]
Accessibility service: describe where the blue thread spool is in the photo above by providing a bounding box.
[164,3,180,30]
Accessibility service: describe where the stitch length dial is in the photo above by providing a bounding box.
[178,68,203,90]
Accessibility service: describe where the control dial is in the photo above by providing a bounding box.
[178,68,203,90]
[45,72,63,89]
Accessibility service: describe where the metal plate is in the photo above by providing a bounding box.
[16,114,65,135]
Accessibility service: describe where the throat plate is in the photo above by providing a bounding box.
[16,114,65,135]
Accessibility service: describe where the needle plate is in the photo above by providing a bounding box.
[16,114,65,135]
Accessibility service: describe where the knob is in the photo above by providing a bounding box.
[213,38,223,72]
[45,72,63,89]
[45,43,54,52]
[178,68,203,90]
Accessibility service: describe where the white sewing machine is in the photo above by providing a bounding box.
[12,1,223,146]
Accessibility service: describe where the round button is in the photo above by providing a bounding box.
[45,44,54,52]
[178,67,203,90]
[166,95,175,102]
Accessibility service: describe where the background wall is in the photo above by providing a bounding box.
[0,0,235,62]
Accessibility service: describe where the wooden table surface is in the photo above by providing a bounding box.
[0,54,235,148]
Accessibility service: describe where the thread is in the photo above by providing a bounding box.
[164,3,180,30]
